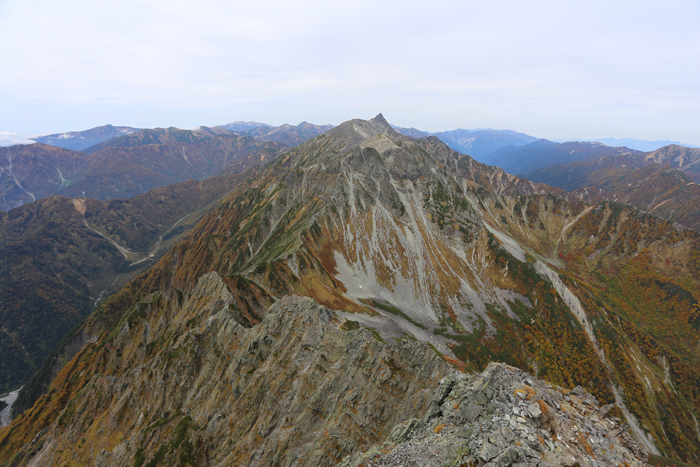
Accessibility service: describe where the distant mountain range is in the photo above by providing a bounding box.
[215,121,335,147]
[0,122,336,211]
[0,130,285,211]
[31,125,141,151]
[479,139,641,176]
[562,137,700,152]
[527,145,700,229]
[215,121,275,132]
[393,125,538,159]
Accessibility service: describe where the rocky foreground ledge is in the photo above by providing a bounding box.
[341,362,648,467]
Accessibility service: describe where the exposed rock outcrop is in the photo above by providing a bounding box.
[341,363,649,467]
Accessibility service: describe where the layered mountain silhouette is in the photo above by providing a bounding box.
[527,146,700,230]
[215,121,335,147]
[31,125,141,151]
[2,122,335,212]
[0,115,698,465]
[477,139,641,176]
[0,130,284,211]
[393,125,538,159]
[568,137,700,152]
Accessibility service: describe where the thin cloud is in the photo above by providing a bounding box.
[0,132,35,147]
[0,0,698,144]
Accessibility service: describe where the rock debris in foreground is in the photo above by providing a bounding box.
[341,362,648,467]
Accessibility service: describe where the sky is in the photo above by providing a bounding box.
[1,0,699,145]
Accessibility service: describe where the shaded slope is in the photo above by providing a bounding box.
[0,172,251,394]
[0,143,96,210]
[0,131,285,210]
[61,134,286,201]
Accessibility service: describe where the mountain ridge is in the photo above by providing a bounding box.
[526,149,700,230]
[0,132,286,211]
[0,114,698,464]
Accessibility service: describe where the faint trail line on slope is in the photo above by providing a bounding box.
[130,213,193,266]
[555,204,595,253]
[647,198,671,214]
[71,199,135,261]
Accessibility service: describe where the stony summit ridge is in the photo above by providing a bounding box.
[1,114,699,466]
[342,363,648,466]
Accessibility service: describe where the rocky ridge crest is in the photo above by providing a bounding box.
[341,362,648,467]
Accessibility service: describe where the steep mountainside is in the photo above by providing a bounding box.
[61,133,285,201]
[527,154,700,230]
[31,125,140,151]
[0,289,451,466]
[0,132,285,210]
[0,143,96,210]
[1,115,698,464]
[0,172,252,395]
[480,140,640,176]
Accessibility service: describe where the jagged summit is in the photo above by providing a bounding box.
[316,113,408,154]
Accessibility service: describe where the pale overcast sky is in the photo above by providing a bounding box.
[1,0,699,144]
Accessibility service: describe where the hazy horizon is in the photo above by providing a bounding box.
[1,0,698,146]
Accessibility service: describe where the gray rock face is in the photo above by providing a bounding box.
[340,363,649,467]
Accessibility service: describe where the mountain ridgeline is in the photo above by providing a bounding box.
[0,115,698,465]
[1,121,336,212]
[0,129,285,211]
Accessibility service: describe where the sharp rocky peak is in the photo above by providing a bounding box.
[316,114,408,154]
